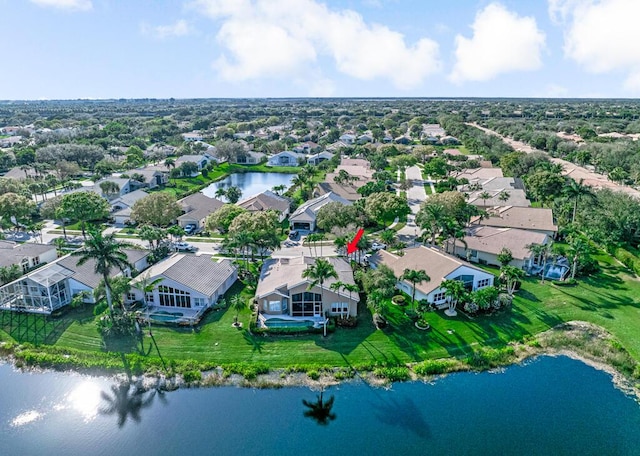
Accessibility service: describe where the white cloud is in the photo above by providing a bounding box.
[191,0,441,89]
[29,0,92,11]
[541,83,569,97]
[141,20,193,40]
[450,3,546,83]
[551,0,640,91]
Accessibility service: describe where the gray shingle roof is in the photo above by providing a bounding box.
[132,254,236,297]
[0,242,57,268]
[57,248,148,288]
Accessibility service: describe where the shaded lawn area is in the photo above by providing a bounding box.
[5,253,640,368]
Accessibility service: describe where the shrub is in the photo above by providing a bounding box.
[373,366,410,382]
[182,370,202,383]
[414,359,459,376]
[463,301,479,314]
[307,370,320,380]
[466,346,516,369]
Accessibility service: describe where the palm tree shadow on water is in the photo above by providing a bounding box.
[99,381,157,428]
[302,387,337,426]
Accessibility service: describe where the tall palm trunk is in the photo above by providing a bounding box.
[103,273,114,316]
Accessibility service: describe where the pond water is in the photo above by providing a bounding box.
[1,356,640,455]
[201,172,295,200]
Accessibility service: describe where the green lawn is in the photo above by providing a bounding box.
[3,251,640,370]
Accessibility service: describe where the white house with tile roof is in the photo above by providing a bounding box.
[371,246,494,309]
[128,254,237,321]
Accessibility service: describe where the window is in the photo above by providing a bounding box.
[470,250,478,258]
[126,293,136,302]
[268,300,281,312]
[146,292,154,303]
[158,285,192,308]
[432,291,447,302]
[21,258,30,273]
[193,297,206,307]
[32,256,40,266]
[452,274,474,291]
[330,302,349,315]
[291,291,323,317]
[477,278,491,288]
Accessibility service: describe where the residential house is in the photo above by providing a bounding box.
[357,134,373,144]
[237,190,290,222]
[0,241,58,274]
[93,177,133,198]
[175,154,210,173]
[0,136,22,148]
[0,126,22,136]
[182,131,203,142]
[339,133,356,145]
[422,124,446,139]
[451,226,550,270]
[294,141,320,154]
[128,167,168,189]
[307,151,334,165]
[466,188,531,209]
[128,254,237,322]
[471,206,558,238]
[255,256,359,320]
[454,167,504,181]
[110,189,149,225]
[371,246,494,309]
[233,151,265,165]
[267,150,302,167]
[0,249,149,314]
[314,181,361,202]
[177,193,224,230]
[289,192,352,231]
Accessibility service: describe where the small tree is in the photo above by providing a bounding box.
[231,295,245,326]
[400,268,430,312]
[497,248,514,267]
[500,265,524,296]
[440,279,467,316]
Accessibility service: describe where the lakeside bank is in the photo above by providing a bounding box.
[2,321,639,401]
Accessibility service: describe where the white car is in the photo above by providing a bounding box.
[173,242,196,252]
[371,242,387,251]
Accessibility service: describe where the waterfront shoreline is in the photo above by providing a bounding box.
[1,321,638,400]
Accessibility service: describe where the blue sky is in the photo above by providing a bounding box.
[1,0,638,99]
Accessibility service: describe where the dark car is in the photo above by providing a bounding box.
[289,230,299,240]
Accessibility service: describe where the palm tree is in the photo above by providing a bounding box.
[525,241,553,283]
[567,235,591,280]
[479,191,492,207]
[302,258,338,318]
[225,186,242,203]
[316,232,326,256]
[131,272,163,309]
[401,269,431,311]
[330,280,345,317]
[302,389,336,426]
[527,241,552,283]
[416,203,446,246]
[500,265,524,296]
[440,279,467,316]
[215,187,227,199]
[498,190,511,204]
[231,295,245,326]
[333,236,347,256]
[272,184,287,196]
[563,178,596,223]
[72,226,131,318]
[379,229,396,248]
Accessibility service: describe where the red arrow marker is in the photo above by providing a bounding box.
[346,228,364,255]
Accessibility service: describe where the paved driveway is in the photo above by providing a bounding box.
[397,165,428,241]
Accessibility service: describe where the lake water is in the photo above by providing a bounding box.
[201,172,295,200]
[1,356,640,455]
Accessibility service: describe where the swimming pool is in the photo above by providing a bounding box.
[263,318,315,328]
[150,311,184,322]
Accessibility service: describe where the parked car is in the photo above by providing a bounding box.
[289,230,299,240]
[371,242,387,251]
[184,224,197,235]
[172,241,197,252]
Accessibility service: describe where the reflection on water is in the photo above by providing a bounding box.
[201,172,295,200]
[302,389,336,426]
[11,410,43,427]
[67,381,102,421]
[99,382,156,428]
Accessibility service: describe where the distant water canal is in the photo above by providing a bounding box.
[1,356,639,455]
[201,172,295,200]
